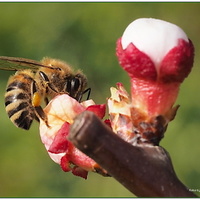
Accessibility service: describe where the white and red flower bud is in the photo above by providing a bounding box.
[116,18,194,118]
[109,18,194,145]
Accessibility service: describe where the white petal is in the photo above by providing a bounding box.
[121,18,189,67]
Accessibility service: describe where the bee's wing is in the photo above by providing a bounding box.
[0,56,49,71]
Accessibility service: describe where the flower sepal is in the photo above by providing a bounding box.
[108,83,179,145]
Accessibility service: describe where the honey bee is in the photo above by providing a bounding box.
[0,56,90,130]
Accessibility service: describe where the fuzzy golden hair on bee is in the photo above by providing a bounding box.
[41,57,73,72]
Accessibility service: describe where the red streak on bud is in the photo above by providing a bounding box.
[160,39,194,83]
[116,38,157,81]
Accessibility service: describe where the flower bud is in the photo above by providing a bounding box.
[108,18,194,145]
[116,18,194,117]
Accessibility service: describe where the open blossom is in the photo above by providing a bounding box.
[39,94,107,179]
[108,18,194,145]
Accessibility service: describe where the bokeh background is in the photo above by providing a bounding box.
[0,2,199,197]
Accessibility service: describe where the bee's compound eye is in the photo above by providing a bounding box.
[71,77,80,91]
[66,77,81,97]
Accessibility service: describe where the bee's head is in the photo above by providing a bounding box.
[65,73,88,101]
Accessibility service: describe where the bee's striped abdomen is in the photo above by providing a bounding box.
[5,71,36,130]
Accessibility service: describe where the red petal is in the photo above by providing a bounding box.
[86,104,106,119]
[60,155,71,172]
[72,166,88,179]
[48,122,70,154]
[104,119,112,128]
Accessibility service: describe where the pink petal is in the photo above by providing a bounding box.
[72,166,88,179]
[48,122,70,154]
[70,147,97,171]
[104,119,111,128]
[60,154,71,172]
[86,104,106,119]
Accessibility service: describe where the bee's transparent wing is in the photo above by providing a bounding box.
[0,56,50,71]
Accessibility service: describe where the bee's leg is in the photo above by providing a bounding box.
[31,81,50,127]
[78,88,91,102]
[39,71,59,94]
[84,87,91,100]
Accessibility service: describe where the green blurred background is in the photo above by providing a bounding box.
[0,2,199,197]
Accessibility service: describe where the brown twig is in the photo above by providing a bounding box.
[68,111,197,197]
